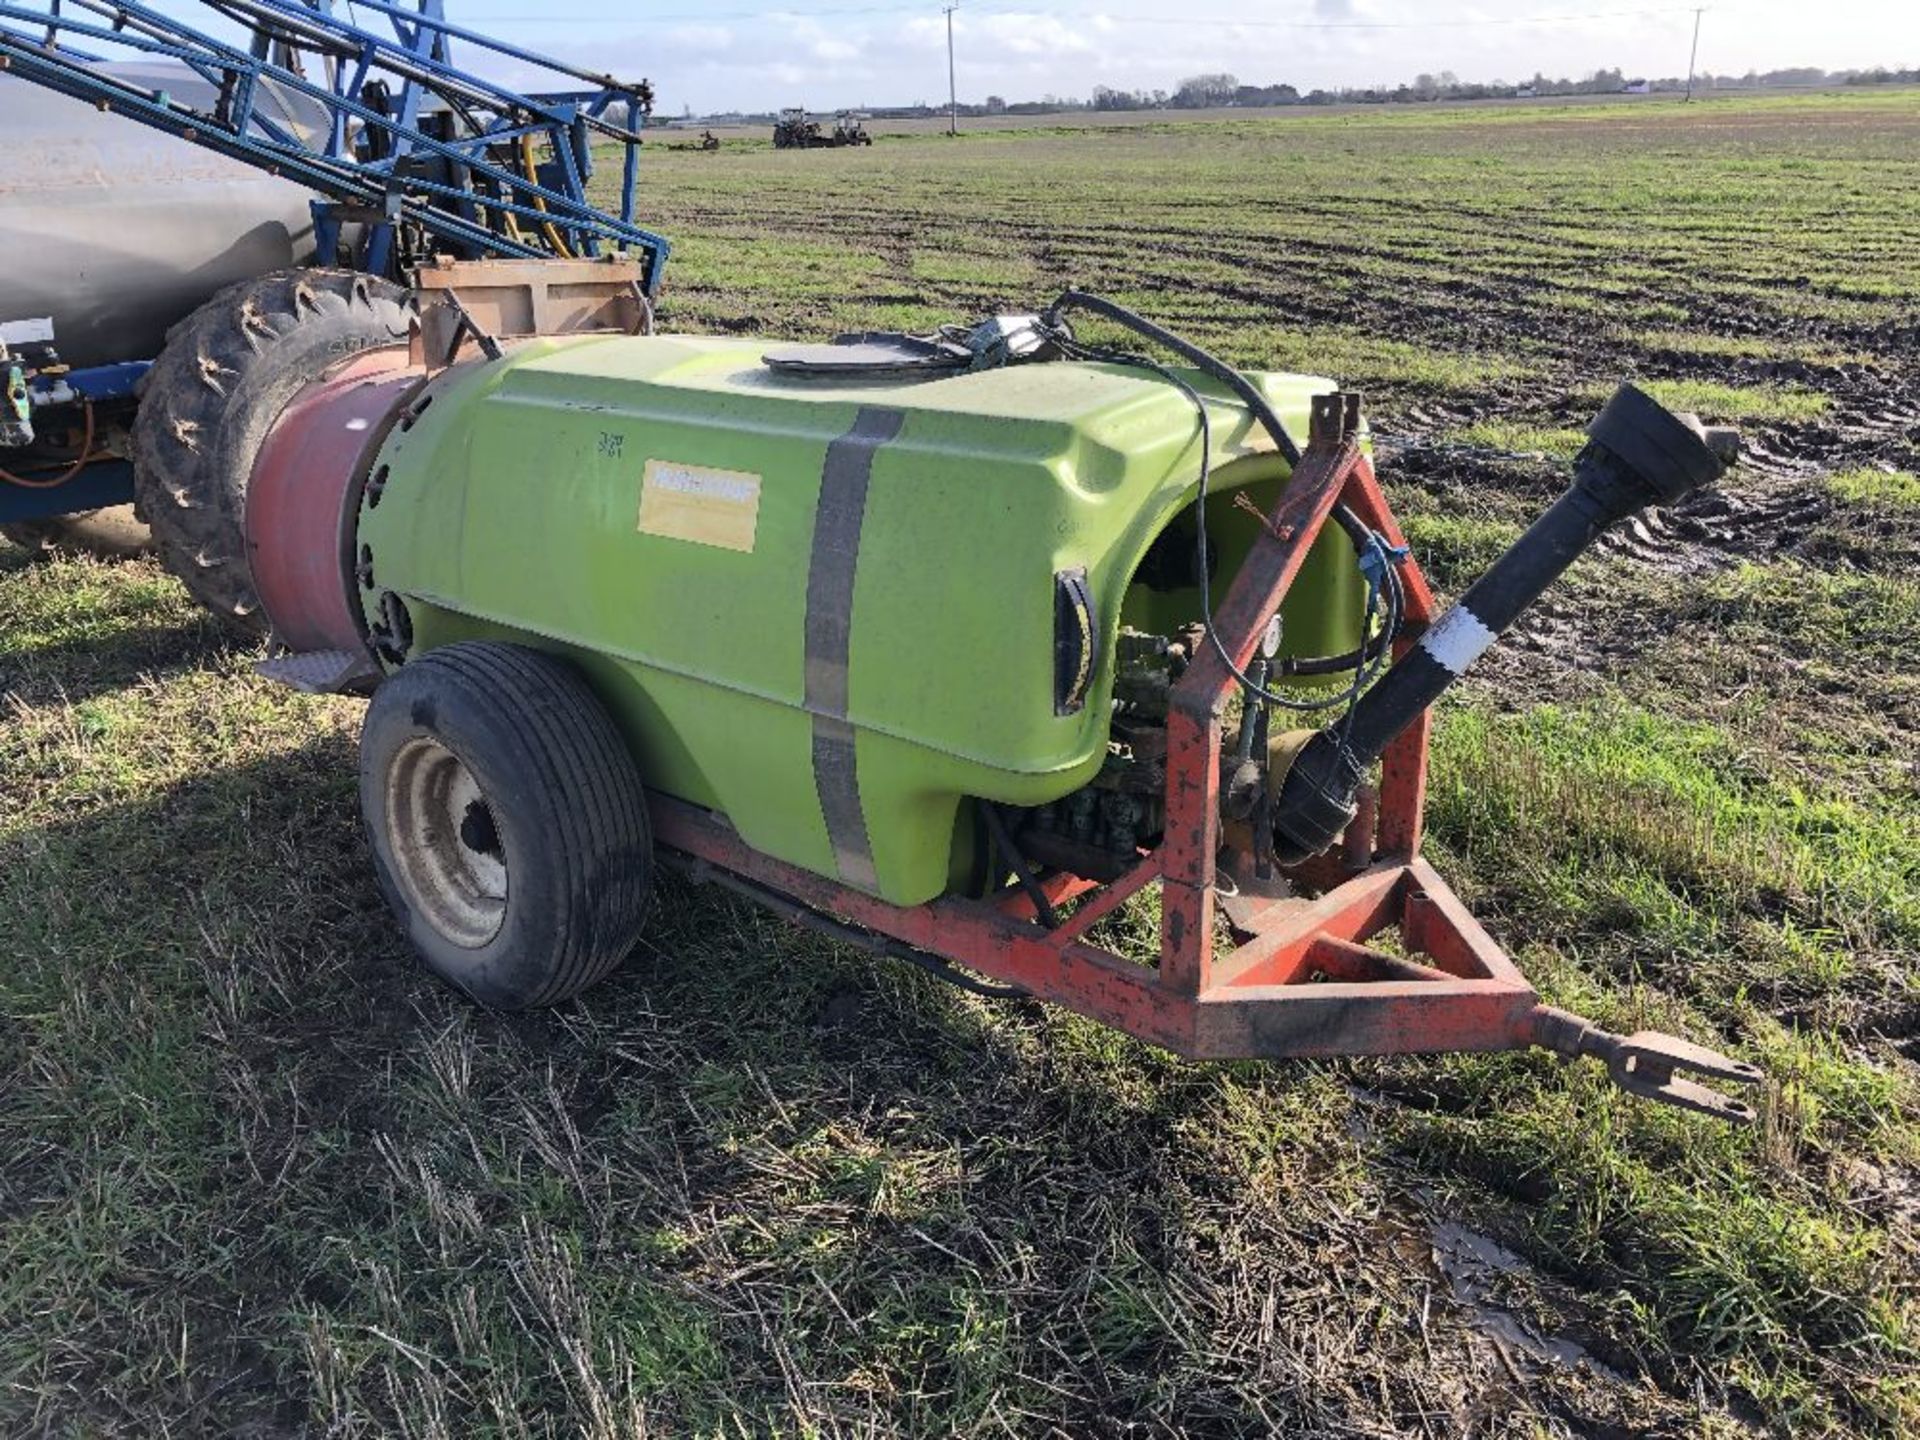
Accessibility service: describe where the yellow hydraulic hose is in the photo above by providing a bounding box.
[518,133,574,257]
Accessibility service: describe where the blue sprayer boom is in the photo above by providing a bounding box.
[0,0,671,542]
[0,0,669,287]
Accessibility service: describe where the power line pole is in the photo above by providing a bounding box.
[945,3,958,135]
[1684,7,1704,102]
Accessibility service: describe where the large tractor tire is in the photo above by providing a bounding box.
[0,505,153,559]
[359,641,655,1010]
[132,269,413,637]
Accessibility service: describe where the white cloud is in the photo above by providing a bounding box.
[899,16,949,49]
[664,24,733,52]
[976,13,1098,58]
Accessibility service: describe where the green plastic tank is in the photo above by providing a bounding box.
[355,334,1366,906]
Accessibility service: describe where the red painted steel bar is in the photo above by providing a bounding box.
[1159,395,1370,998]
[652,795,1198,1052]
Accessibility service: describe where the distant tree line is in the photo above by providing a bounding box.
[1083,64,1920,111]
[1093,75,1304,110]
[674,63,1918,127]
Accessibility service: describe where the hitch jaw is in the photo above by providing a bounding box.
[1529,1005,1763,1123]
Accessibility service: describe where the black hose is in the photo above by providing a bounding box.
[980,802,1061,929]
[1044,290,1303,466]
[1047,317,1402,713]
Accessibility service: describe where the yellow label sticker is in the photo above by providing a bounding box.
[637,460,762,553]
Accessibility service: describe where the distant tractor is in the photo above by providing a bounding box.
[773,108,828,148]
[773,108,872,149]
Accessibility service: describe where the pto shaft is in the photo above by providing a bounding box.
[1271,384,1739,863]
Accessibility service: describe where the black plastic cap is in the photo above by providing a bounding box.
[1269,731,1365,864]
[1585,383,1735,507]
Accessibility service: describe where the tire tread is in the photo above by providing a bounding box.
[131,269,412,636]
[361,641,652,1009]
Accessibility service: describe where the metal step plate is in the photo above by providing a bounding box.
[255,648,381,695]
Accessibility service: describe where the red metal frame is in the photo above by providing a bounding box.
[649,391,1549,1062]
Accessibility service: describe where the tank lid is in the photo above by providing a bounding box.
[762,315,1064,381]
[762,332,971,381]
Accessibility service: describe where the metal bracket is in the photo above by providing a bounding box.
[411,257,650,371]
[1530,1005,1763,1123]
[3,362,33,446]
[433,289,504,366]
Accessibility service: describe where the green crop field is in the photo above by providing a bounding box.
[3,91,1917,1436]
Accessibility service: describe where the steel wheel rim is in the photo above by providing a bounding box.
[385,736,508,948]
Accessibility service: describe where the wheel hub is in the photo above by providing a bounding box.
[385,736,507,947]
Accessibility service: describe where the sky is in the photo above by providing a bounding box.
[434,0,1918,114]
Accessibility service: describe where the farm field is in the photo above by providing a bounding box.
[3,90,1918,1436]
[672,87,1824,142]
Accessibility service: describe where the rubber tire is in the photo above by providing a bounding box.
[131,269,413,637]
[1,505,154,559]
[359,642,654,1010]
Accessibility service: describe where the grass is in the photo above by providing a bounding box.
[1409,700,1919,1431]
[1449,421,1590,460]
[1631,378,1833,423]
[5,89,1919,1436]
[1630,328,1872,368]
[1396,511,1527,591]
[1567,376,1835,423]
[1430,701,1918,1012]
[1830,468,1920,510]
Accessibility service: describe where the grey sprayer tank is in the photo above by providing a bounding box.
[0,65,318,368]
